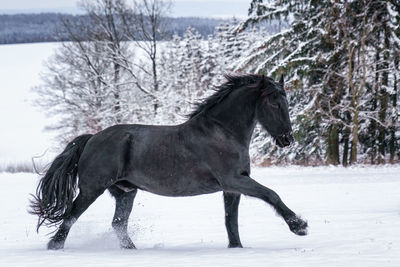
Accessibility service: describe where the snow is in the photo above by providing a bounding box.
[1,166,399,266]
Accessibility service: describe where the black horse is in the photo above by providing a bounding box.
[30,74,308,250]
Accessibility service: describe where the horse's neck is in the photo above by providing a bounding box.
[207,87,258,147]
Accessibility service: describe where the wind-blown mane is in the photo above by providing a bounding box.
[189,74,273,119]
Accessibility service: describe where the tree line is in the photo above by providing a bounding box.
[34,0,400,166]
[0,12,224,44]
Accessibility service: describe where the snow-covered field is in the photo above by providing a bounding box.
[0,43,59,164]
[1,166,399,266]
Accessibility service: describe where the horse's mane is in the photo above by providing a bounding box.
[188,74,273,119]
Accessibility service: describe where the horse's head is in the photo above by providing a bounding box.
[255,75,294,148]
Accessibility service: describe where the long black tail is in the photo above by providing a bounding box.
[29,134,93,231]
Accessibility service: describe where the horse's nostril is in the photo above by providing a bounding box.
[283,136,290,145]
[280,133,293,146]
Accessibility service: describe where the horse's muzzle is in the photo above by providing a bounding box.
[275,132,294,148]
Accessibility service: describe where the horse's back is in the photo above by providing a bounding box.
[77,123,177,174]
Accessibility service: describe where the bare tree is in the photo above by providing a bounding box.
[119,0,172,112]
[33,0,157,143]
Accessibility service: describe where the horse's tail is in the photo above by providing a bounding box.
[29,134,93,231]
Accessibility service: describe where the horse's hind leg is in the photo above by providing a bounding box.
[47,186,106,250]
[223,192,243,248]
[223,175,308,236]
[108,185,137,249]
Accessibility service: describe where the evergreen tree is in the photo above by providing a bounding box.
[239,0,400,165]
[158,27,210,122]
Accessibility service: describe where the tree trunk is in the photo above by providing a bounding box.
[114,62,121,124]
[368,42,381,164]
[377,22,391,164]
[342,112,351,167]
[152,53,159,113]
[326,124,339,165]
[348,5,367,165]
[350,110,359,164]
[342,133,349,166]
[390,58,398,163]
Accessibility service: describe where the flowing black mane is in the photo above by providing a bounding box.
[188,74,276,119]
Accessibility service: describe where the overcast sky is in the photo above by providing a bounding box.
[0,0,250,18]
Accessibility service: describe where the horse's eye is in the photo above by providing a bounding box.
[269,103,279,108]
[266,99,279,108]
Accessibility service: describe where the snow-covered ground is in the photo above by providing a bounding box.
[1,166,399,266]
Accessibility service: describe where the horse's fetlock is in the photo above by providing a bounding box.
[47,239,65,250]
[112,221,122,229]
[228,242,243,248]
[120,237,136,249]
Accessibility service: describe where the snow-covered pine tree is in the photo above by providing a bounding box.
[237,0,400,165]
[358,1,400,164]
[236,0,327,165]
[158,27,211,122]
[215,22,236,70]
[324,0,400,165]
[201,35,221,91]
[157,33,186,123]
[388,1,400,162]
[215,20,259,73]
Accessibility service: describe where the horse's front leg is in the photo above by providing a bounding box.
[223,192,243,248]
[222,174,308,236]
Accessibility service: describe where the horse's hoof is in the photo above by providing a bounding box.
[287,216,308,236]
[121,243,136,249]
[120,238,136,249]
[47,239,64,250]
[228,243,243,248]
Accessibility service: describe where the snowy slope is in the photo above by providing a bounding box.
[0,43,59,164]
[1,166,399,266]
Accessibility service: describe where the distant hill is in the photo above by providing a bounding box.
[0,13,227,44]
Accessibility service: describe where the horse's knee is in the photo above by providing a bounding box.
[222,175,279,202]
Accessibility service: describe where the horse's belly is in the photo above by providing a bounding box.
[127,172,221,197]
[126,140,224,196]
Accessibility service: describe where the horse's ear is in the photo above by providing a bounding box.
[260,74,267,86]
[279,75,284,86]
